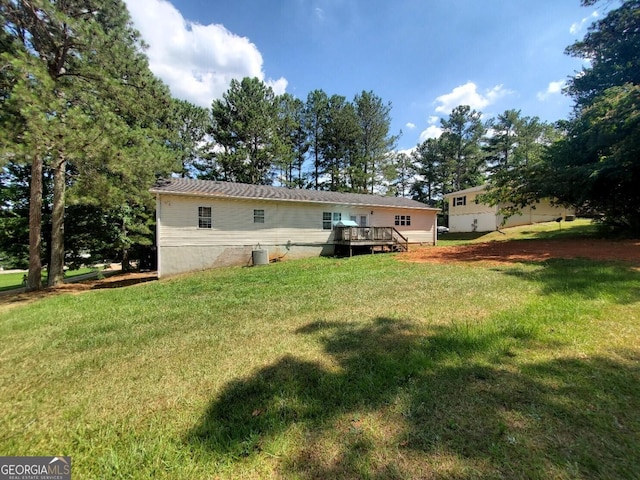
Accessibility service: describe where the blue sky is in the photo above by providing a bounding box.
[124,0,600,151]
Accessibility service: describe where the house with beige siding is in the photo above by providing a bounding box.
[444,185,574,233]
[150,178,439,277]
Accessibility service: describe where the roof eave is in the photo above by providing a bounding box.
[150,189,440,211]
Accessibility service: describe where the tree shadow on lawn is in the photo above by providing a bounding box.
[498,258,640,304]
[186,317,640,479]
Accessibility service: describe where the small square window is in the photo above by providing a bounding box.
[254,209,265,224]
[198,206,212,229]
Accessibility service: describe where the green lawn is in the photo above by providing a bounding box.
[0,267,99,292]
[438,218,599,246]
[1,232,639,479]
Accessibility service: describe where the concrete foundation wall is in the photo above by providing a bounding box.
[158,243,333,277]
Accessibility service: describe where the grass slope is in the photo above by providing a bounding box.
[0,268,98,292]
[1,225,638,479]
[438,218,599,246]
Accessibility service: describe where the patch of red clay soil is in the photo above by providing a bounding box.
[400,239,640,266]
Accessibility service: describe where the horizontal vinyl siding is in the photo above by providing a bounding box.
[158,194,436,247]
[448,191,495,216]
[159,196,328,247]
[371,208,436,244]
[500,201,574,228]
[449,213,497,233]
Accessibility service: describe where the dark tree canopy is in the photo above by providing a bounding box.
[565,0,640,108]
[546,0,640,233]
[439,105,486,192]
[207,77,280,184]
[1,0,176,284]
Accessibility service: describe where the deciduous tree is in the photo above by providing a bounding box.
[543,0,640,233]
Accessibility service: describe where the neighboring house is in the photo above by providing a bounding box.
[150,178,439,277]
[444,185,574,233]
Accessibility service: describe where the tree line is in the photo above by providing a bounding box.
[177,79,400,195]
[1,0,638,291]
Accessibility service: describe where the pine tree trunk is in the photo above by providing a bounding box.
[48,153,66,287]
[122,248,132,272]
[121,217,133,272]
[27,153,43,291]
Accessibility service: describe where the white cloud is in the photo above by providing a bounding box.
[428,116,439,125]
[267,77,289,96]
[397,147,416,157]
[418,125,443,142]
[405,122,416,129]
[124,0,287,107]
[570,11,599,35]
[434,82,510,114]
[537,80,566,101]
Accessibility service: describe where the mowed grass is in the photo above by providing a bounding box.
[1,236,639,478]
[438,218,599,246]
[0,267,97,292]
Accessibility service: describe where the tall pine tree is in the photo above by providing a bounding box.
[2,0,175,287]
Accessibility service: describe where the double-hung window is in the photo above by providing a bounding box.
[323,212,332,230]
[198,207,212,229]
[323,212,342,230]
[253,209,265,224]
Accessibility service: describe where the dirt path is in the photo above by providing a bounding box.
[400,238,640,266]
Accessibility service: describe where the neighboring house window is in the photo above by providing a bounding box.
[198,207,212,229]
[254,209,265,224]
[454,196,467,207]
[323,212,341,229]
[395,215,411,226]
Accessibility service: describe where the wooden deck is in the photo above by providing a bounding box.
[333,227,409,256]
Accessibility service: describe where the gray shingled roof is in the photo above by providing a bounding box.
[150,178,438,210]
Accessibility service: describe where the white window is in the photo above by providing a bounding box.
[198,207,212,229]
[323,212,332,230]
[454,196,466,207]
[323,212,342,230]
[253,209,265,224]
[395,215,411,226]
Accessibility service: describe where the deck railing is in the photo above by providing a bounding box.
[334,226,409,251]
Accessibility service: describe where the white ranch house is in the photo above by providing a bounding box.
[151,178,439,277]
[444,185,574,233]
